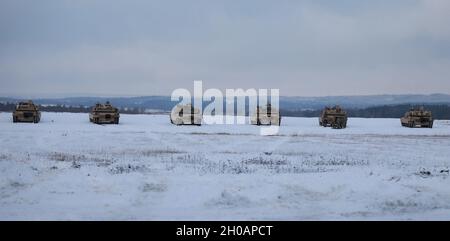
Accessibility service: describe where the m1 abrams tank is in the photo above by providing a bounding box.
[319,105,348,129]
[89,101,120,124]
[250,104,281,126]
[170,104,202,125]
[12,100,41,123]
[401,107,433,128]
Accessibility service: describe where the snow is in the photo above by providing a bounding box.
[0,112,450,220]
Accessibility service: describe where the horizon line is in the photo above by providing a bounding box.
[1,93,450,100]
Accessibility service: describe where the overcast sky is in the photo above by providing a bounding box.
[1,0,450,97]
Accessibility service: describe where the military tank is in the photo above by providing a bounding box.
[170,104,202,125]
[89,101,120,124]
[250,104,281,126]
[401,107,433,128]
[12,100,41,123]
[319,105,348,129]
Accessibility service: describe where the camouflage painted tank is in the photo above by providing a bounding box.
[319,105,348,129]
[401,107,433,128]
[250,104,281,126]
[89,101,120,124]
[170,104,202,125]
[12,100,41,123]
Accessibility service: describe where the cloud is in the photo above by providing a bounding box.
[0,0,449,97]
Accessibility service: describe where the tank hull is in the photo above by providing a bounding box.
[250,115,281,126]
[89,113,120,124]
[13,111,41,123]
[319,116,347,129]
[400,118,433,128]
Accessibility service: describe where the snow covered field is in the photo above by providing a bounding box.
[1,112,450,220]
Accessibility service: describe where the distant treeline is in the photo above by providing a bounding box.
[282,104,450,119]
[1,102,450,119]
[0,102,145,114]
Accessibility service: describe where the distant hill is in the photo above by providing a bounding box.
[282,104,450,120]
[279,94,450,110]
[1,97,450,119]
[1,94,450,112]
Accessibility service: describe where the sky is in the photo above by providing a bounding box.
[1,0,450,97]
